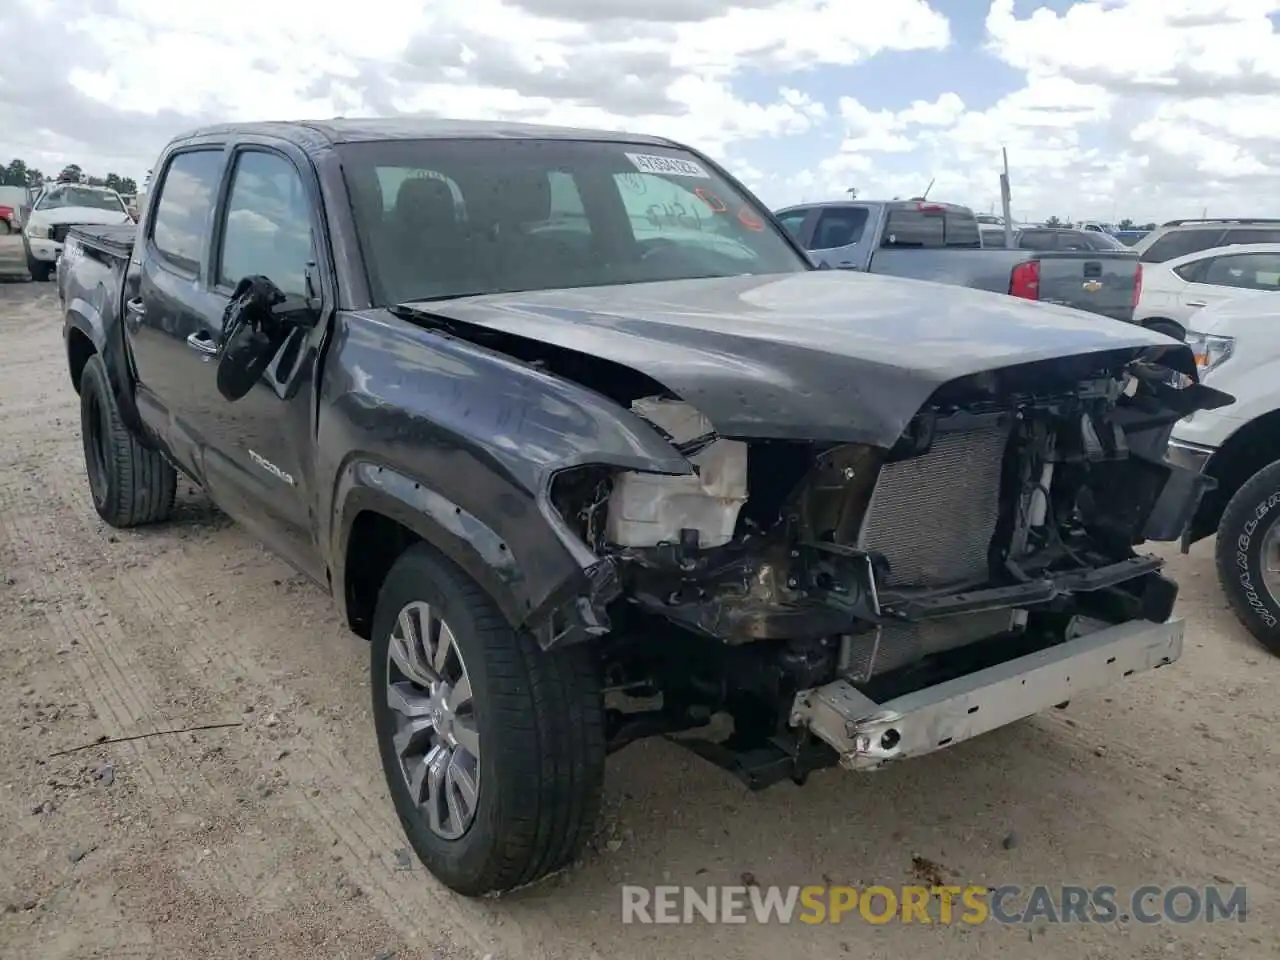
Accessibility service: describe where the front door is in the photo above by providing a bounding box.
[193,145,330,582]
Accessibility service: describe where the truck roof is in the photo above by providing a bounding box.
[171,117,680,150]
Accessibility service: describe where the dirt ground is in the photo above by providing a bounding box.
[0,244,1277,959]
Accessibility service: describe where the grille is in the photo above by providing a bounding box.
[857,424,1010,588]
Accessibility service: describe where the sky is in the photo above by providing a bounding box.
[3,0,1280,223]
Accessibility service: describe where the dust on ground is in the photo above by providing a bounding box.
[1,251,1277,959]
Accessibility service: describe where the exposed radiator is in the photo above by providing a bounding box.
[857,424,1010,588]
[845,423,1014,680]
[51,224,72,244]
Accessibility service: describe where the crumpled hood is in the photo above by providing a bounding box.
[408,270,1198,448]
[31,206,131,227]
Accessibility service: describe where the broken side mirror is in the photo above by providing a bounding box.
[215,275,313,401]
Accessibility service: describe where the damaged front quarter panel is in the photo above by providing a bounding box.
[545,345,1236,663]
[322,311,698,650]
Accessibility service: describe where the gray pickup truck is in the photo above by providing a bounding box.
[775,199,1145,326]
[58,118,1228,898]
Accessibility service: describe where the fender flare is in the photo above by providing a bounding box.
[332,458,537,631]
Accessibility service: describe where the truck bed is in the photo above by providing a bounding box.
[869,246,1141,324]
[776,200,1142,323]
[66,222,137,260]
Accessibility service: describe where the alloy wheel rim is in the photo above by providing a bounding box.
[385,600,480,840]
[1260,515,1280,610]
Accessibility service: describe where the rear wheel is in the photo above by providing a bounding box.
[370,544,606,896]
[0,219,11,235]
[79,355,177,527]
[1215,459,1280,654]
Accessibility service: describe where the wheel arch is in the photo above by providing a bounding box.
[1188,409,1280,543]
[337,483,522,642]
[66,325,97,394]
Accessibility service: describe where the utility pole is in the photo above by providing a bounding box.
[845,187,858,200]
[1000,147,1014,247]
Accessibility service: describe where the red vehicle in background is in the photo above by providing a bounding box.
[0,205,15,234]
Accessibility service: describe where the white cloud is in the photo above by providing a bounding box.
[0,0,946,179]
[794,0,1280,223]
[6,0,1280,224]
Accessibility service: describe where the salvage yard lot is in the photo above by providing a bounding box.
[0,265,1277,959]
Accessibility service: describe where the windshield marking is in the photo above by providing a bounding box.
[625,152,709,179]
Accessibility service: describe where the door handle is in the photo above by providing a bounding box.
[1185,301,1207,308]
[186,331,218,357]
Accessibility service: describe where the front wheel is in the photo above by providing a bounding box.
[1215,459,1280,654]
[371,544,606,896]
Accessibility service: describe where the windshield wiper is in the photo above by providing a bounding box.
[397,291,492,304]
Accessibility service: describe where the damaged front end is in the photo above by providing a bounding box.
[544,347,1233,788]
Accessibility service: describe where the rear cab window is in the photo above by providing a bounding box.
[1017,230,1058,251]
[880,204,980,249]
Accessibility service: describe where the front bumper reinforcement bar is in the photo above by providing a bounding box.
[789,616,1183,771]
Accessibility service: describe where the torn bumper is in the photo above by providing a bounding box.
[790,616,1184,771]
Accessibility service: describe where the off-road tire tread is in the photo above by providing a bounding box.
[1214,459,1280,654]
[376,545,605,895]
[81,355,177,527]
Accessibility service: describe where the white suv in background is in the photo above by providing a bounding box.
[1133,217,1280,264]
[1168,291,1280,652]
[1132,242,1280,339]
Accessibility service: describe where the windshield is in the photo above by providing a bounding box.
[35,186,126,214]
[337,138,808,305]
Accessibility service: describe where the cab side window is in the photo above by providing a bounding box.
[1201,252,1280,290]
[775,210,809,243]
[151,150,225,274]
[1140,229,1226,264]
[813,208,868,250]
[217,151,316,297]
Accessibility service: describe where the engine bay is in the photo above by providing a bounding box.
[545,348,1227,785]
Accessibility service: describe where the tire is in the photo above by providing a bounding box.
[371,543,606,896]
[27,253,51,282]
[79,354,177,527]
[0,219,11,235]
[1214,459,1280,654]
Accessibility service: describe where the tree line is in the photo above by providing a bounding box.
[1042,216,1159,231]
[1,158,138,195]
